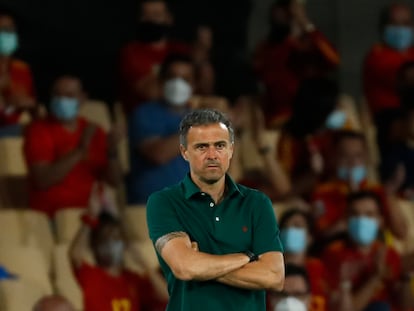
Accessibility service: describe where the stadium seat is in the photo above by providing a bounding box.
[386,199,414,255]
[0,209,23,246]
[0,245,53,295]
[121,205,149,241]
[0,278,49,311]
[78,100,112,132]
[54,208,85,244]
[124,240,160,275]
[53,244,83,310]
[20,210,55,272]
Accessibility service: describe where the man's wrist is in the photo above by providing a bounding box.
[244,250,258,263]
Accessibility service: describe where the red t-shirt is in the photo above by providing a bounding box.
[23,117,108,217]
[254,30,339,127]
[363,43,414,114]
[119,40,190,113]
[322,241,401,308]
[0,58,36,126]
[74,262,165,311]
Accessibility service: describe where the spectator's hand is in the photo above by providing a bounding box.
[340,260,360,283]
[290,0,313,34]
[385,163,406,195]
[79,124,96,154]
[107,123,125,149]
[308,141,324,175]
[8,92,36,109]
[88,183,103,217]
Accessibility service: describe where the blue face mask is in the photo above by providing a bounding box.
[50,97,80,121]
[325,110,347,129]
[337,165,367,185]
[280,227,307,253]
[383,25,413,51]
[0,31,18,56]
[348,216,379,246]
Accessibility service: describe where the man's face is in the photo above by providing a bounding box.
[336,138,367,169]
[389,4,413,27]
[92,224,124,268]
[0,15,15,32]
[268,275,310,309]
[348,197,381,222]
[52,77,84,102]
[180,123,233,185]
[140,1,170,24]
[165,61,195,88]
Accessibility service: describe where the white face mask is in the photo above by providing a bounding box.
[164,77,192,106]
[274,297,307,311]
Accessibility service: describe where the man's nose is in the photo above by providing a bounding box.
[206,146,218,159]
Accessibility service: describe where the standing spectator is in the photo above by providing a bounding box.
[311,130,407,243]
[363,2,414,156]
[0,6,35,133]
[33,295,75,311]
[69,186,168,311]
[119,0,190,114]
[277,78,338,197]
[267,264,310,311]
[322,191,412,311]
[253,0,339,127]
[23,75,122,217]
[126,54,194,204]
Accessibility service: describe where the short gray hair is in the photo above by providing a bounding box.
[179,109,234,147]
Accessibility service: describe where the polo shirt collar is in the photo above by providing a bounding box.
[182,173,243,200]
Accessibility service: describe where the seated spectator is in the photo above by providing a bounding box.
[69,186,168,311]
[230,96,291,200]
[23,75,122,217]
[253,0,339,127]
[126,53,193,204]
[33,295,75,311]
[278,209,328,311]
[363,2,414,156]
[0,6,36,134]
[322,191,412,311]
[277,78,339,197]
[311,130,407,243]
[119,0,190,113]
[267,264,311,311]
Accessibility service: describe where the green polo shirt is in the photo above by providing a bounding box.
[146,174,283,311]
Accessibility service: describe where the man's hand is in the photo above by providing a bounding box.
[79,124,96,154]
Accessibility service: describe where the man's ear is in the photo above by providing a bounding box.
[180,144,188,161]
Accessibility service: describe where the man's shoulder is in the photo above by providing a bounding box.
[147,182,183,206]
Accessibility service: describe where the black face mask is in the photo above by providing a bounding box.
[268,22,291,43]
[136,21,169,43]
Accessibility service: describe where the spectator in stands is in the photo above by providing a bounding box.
[381,61,414,200]
[126,53,194,204]
[33,295,75,311]
[119,0,190,113]
[230,96,291,200]
[267,264,311,311]
[277,209,328,311]
[23,75,122,218]
[322,191,412,311]
[277,77,338,197]
[69,186,168,311]
[253,0,339,128]
[0,6,36,135]
[363,2,414,156]
[311,130,407,244]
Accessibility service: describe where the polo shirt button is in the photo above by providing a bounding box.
[201,193,206,196]
[215,216,220,221]
[209,202,214,207]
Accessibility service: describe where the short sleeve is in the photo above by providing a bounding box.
[146,191,186,245]
[23,122,54,165]
[251,193,283,255]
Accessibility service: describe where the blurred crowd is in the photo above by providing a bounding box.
[1,0,414,310]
